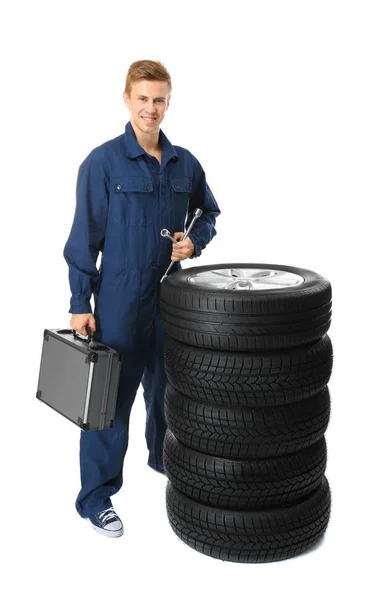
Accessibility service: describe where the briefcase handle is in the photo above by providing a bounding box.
[57,326,109,351]
[72,325,93,344]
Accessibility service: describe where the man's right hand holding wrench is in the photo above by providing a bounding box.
[171,232,195,259]
[160,208,203,282]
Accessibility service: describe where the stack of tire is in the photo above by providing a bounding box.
[159,263,332,563]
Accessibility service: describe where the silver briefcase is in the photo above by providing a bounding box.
[36,326,122,431]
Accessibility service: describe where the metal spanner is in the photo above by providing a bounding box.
[160,229,178,244]
[160,207,203,283]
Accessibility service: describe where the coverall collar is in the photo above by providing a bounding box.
[124,120,179,165]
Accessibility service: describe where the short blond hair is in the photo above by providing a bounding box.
[125,59,172,98]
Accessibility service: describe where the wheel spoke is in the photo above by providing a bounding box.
[224,280,249,290]
[210,270,233,278]
[190,274,234,287]
[229,268,247,278]
[249,270,274,279]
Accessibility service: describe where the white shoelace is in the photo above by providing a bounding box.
[97,508,118,524]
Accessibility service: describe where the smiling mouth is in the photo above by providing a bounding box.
[141,116,157,121]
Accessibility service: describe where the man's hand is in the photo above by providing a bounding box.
[171,232,195,261]
[70,313,96,336]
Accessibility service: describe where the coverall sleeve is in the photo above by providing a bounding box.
[186,157,221,258]
[63,151,109,314]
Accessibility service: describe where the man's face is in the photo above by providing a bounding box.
[123,79,170,134]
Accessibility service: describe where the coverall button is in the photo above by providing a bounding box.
[175,185,180,190]
[144,184,150,191]
[116,184,122,191]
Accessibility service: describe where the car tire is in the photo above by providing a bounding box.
[164,382,331,459]
[165,475,331,563]
[164,334,333,407]
[163,429,327,509]
[160,263,332,351]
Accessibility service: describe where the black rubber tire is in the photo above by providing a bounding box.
[160,263,332,351]
[163,429,327,510]
[164,334,333,407]
[165,476,331,563]
[164,383,331,459]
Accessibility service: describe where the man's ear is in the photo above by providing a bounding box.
[123,91,130,109]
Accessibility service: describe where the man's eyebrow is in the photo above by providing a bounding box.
[136,95,166,99]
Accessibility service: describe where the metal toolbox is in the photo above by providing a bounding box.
[36,327,122,431]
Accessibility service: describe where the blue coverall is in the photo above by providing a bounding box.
[63,120,221,518]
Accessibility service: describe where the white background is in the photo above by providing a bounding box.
[1,0,383,598]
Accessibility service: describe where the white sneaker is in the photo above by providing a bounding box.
[88,506,124,538]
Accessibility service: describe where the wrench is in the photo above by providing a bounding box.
[160,208,203,283]
[160,229,178,244]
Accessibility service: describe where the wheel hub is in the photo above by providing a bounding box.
[186,268,305,290]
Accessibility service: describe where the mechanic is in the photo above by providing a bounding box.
[63,59,221,537]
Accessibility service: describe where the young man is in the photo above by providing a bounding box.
[63,59,221,537]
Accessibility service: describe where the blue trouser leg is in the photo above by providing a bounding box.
[141,312,168,471]
[75,345,149,519]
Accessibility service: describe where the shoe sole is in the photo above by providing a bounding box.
[90,521,124,538]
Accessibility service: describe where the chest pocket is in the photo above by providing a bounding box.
[111,176,155,227]
[170,177,192,230]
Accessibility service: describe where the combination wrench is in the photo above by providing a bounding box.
[160,207,203,283]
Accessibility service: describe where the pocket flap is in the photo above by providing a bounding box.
[170,178,192,193]
[113,176,154,193]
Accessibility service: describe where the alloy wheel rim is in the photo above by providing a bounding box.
[186,268,304,290]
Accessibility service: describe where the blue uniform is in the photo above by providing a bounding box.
[63,120,221,518]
